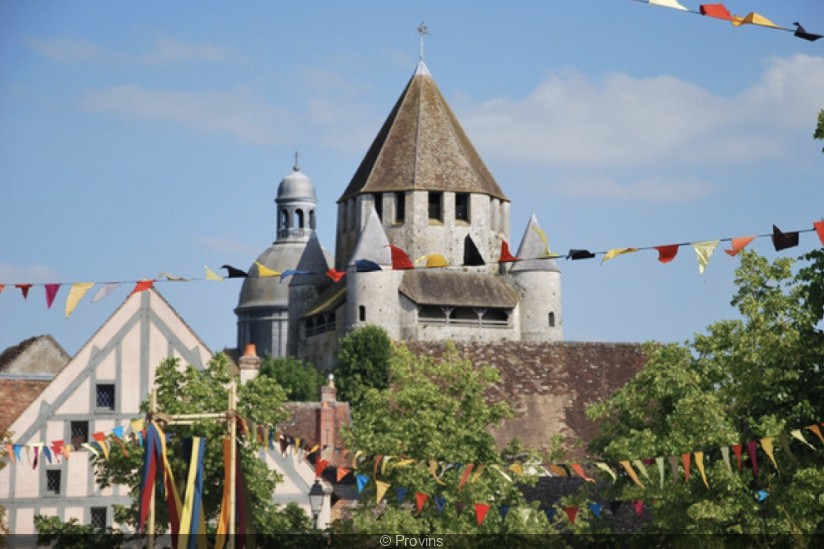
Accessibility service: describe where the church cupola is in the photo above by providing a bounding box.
[276,157,318,241]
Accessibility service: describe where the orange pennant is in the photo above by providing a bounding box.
[130,279,155,295]
[458,464,475,492]
[724,236,756,257]
[814,221,824,246]
[681,453,691,482]
[570,463,595,483]
[336,467,351,482]
[732,443,744,470]
[619,460,645,488]
[806,424,824,447]
[326,268,346,282]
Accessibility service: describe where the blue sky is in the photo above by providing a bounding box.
[1,0,823,357]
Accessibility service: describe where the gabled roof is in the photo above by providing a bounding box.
[338,61,508,202]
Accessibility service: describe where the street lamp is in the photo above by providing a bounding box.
[309,479,325,529]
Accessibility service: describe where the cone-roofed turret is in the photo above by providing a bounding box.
[337,61,508,203]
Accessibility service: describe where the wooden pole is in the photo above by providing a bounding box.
[147,389,156,549]
[228,382,237,549]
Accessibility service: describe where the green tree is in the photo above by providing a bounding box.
[586,250,824,534]
[334,325,391,406]
[332,343,556,536]
[35,353,313,542]
[259,355,323,401]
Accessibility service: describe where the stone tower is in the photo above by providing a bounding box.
[235,162,332,357]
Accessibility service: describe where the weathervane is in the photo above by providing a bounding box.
[417,21,430,61]
[293,151,300,171]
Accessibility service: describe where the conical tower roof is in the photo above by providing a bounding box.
[338,61,508,202]
[511,213,560,273]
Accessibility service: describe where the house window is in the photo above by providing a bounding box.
[428,192,442,222]
[71,420,89,450]
[549,312,556,327]
[394,192,405,223]
[373,193,383,221]
[46,469,61,496]
[358,306,366,322]
[455,193,469,223]
[90,507,107,529]
[96,384,115,410]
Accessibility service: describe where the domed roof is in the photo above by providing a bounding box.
[277,166,317,202]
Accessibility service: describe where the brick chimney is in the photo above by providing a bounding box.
[318,374,336,449]
[238,344,260,385]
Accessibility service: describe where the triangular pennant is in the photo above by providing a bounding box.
[777,434,799,464]
[760,437,779,472]
[570,463,595,483]
[416,492,428,513]
[280,269,312,282]
[650,0,688,10]
[594,461,617,482]
[15,284,32,299]
[498,506,510,521]
[221,265,248,278]
[44,284,61,308]
[530,224,560,258]
[694,451,709,489]
[458,463,474,492]
[204,266,225,281]
[65,282,95,318]
[700,3,732,21]
[667,455,680,482]
[805,424,824,447]
[655,245,679,263]
[655,456,666,489]
[547,464,567,477]
[91,282,120,303]
[732,12,783,29]
[498,241,519,263]
[724,236,756,257]
[610,500,622,516]
[681,453,691,483]
[474,503,490,526]
[757,490,769,501]
[567,249,595,260]
[692,240,720,274]
[746,440,760,479]
[435,496,446,513]
[355,259,382,272]
[455,501,466,517]
[337,467,351,482]
[721,446,732,473]
[771,225,799,251]
[463,235,486,266]
[564,506,579,525]
[619,460,645,488]
[326,268,346,282]
[375,480,390,503]
[130,280,155,295]
[544,507,556,523]
[601,248,638,263]
[633,501,644,516]
[733,444,744,470]
[315,459,329,479]
[157,272,189,282]
[632,459,651,483]
[255,261,280,277]
[794,22,823,42]
[356,474,369,493]
[387,245,414,270]
[814,220,824,245]
[396,487,408,505]
[589,502,602,519]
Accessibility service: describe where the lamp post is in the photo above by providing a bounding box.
[309,479,325,530]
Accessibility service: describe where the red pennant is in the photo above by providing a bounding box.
[814,221,824,246]
[374,455,382,480]
[497,241,519,263]
[474,503,490,525]
[458,463,474,492]
[0,284,4,296]
[746,440,759,479]
[416,492,429,513]
[724,236,756,257]
[44,284,61,308]
[15,283,33,299]
[633,500,644,516]
[316,459,329,479]
[326,268,346,282]
[681,453,691,482]
[388,245,414,270]
[655,245,679,264]
[564,506,579,524]
[336,467,351,482]
[130,279,155,295]
[51,440,64,457]
[732,444,744,470]
[700,4,732,21]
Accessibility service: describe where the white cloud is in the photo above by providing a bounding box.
[553,175,720,203]
[0,263,62,284]
[81,85,295,144]
[27,37,243,65]
[459,54,824,169]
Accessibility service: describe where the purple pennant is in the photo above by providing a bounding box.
[45,284,61,308]
[746,440,759,479]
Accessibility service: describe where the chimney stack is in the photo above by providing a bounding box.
[239,344,260,385]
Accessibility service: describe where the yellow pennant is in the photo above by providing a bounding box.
[594,462,617,482]
[65,282,95,318]
[806,424,824,447]
[732,12,783,29]
[692,240,720,274]
[632,459,651,482]
[381,456,393,475]
[429,461,447,485]
[694,451,709,489]
[508,462,523,475]
[790,429,816,450]
[602,248,638,263]
[619,460,645,488]
[204,266,224,281]
[375,480,390,503]
[157,272,190,282]
[760,437,779,472]
[255,261,281,277]
[530,224,560,258]
[393,459,415,468]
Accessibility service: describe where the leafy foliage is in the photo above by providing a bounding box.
[587,250,824,534]
[332,343,555,535]
[334,325,392,406]
[259,355,324,401]
[815,109,824,153]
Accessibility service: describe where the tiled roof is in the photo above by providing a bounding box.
[338,61,508,202]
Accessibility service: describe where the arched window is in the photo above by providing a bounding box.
[295,209,304,229]
[309,209,316,230]
[280,209,289,230]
